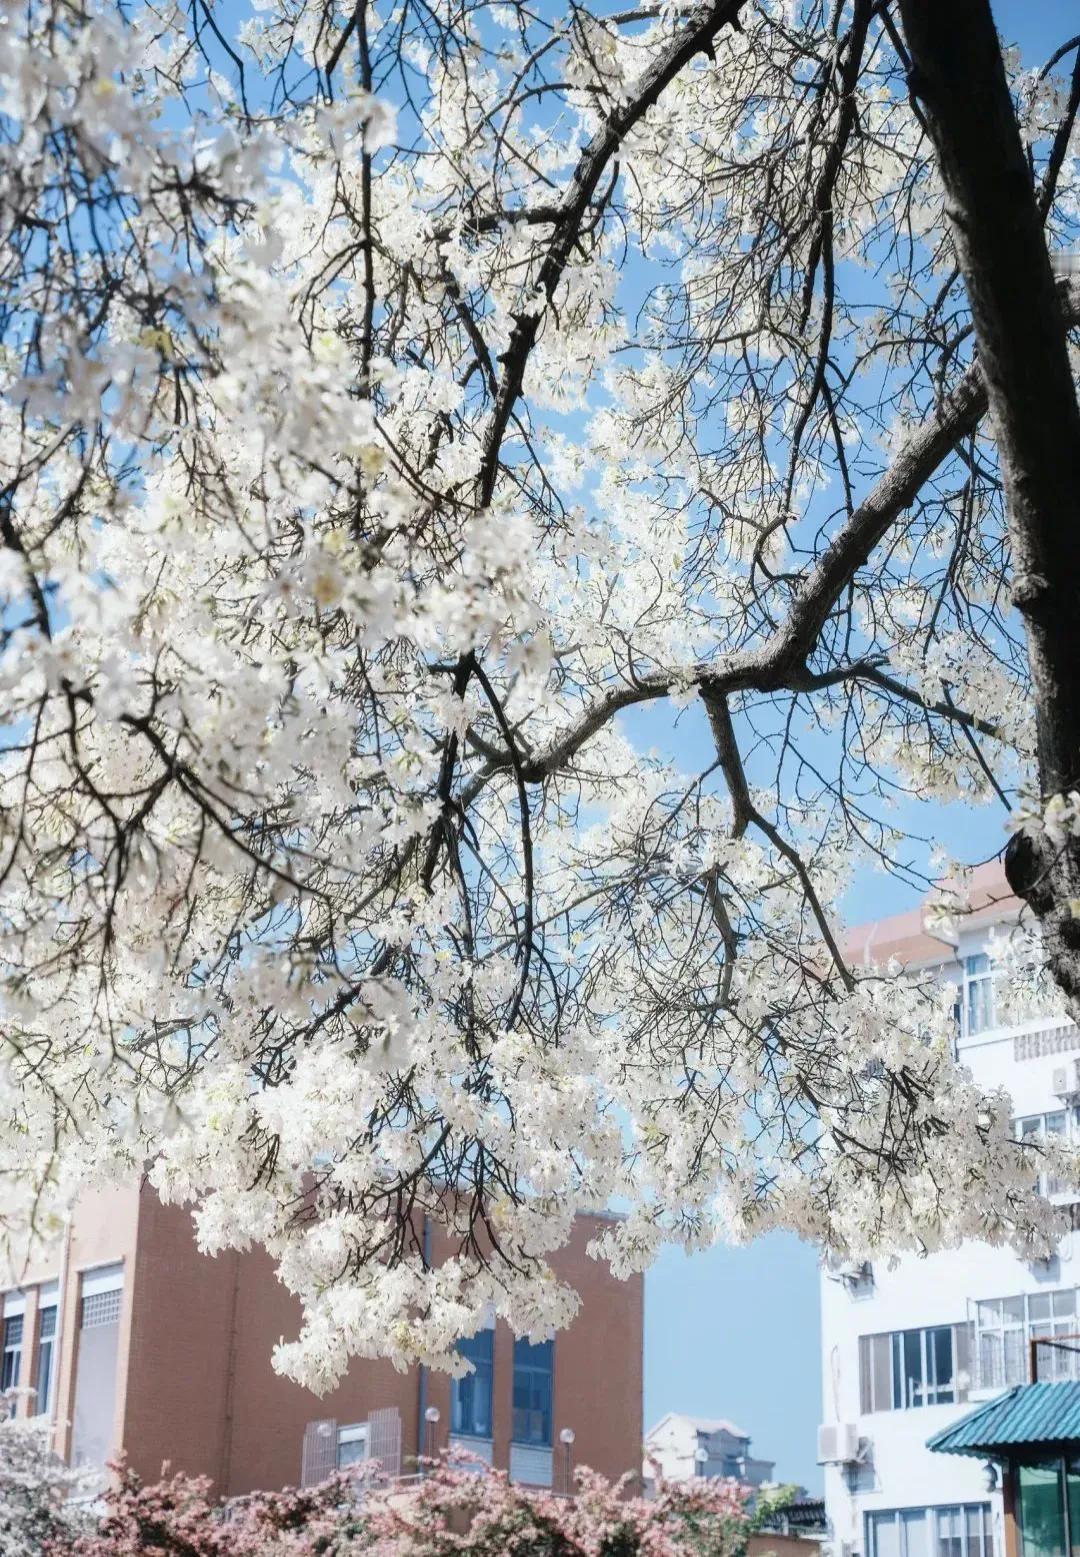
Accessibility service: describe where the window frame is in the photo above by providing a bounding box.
[963,954,995,1037]
[860,1325,966,1413]
[975,1286,1080,1387]
[34,1303,57,1417]
[452,1325,495,1440]
[336,1422,369,1469]
[511,1336,554,1447]
[865,1504,994,1557]
[1014,1110,1076,1199]
[1,1313,23,1394]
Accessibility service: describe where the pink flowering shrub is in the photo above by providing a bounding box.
[360,1458,757,1557]
[52,1464,368,1557]
[51,1455,770,1557]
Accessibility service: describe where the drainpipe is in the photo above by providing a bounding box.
[50,1215,72,1454]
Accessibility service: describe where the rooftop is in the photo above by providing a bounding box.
[843,859,1018,971]
[645,1411,751,1441]
[927,1381,1080,1460]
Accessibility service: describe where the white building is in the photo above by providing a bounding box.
[644,1411,776,1488]
[820,864,1080,1557]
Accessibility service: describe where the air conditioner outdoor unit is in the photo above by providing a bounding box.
[1052,1059,1080,1098]
[817,1422,860,1465]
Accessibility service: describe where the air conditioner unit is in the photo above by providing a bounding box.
[1052,1060,1080,1098]
[817,1422,860,1465]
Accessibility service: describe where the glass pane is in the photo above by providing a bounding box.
[965,1505,985,1557]
[1068,1461,1080,1557]
[34,1339,52,1414]
[978,1300,1001,1327]
[1054,1291,1076,1318]
[1005,1328,1027,1386]
[452,1327,494,1437]
[1019,1461,1066,1557]
[1047,1114,1067,1138]
[871,1334,891,1414]
[337,1436,366,1468]
[1030,1294,1051,1321]
[901,1508,928,1557]
[933,1327,955,1403]
[979,1332,1001,1390]
[936,1506,962,1557]
[868,1512,900,1557]
[512,1337,553,1445]
[968,977,994,1035]
[1004,1296,1027,1324]
[904,1330,924,1408]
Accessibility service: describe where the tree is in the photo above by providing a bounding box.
[0,1415,91,1555]
[1,0,1079,1384]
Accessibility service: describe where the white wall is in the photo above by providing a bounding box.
[819,922,1080,1557]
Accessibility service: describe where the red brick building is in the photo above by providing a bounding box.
[0,1182,643,1499]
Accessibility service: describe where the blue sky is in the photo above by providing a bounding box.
[641,0,1069,1492]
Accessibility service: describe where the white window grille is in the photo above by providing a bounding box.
[865,1504,993,1557]
[975,1287,1080,1387]
[80,1289,121,1329]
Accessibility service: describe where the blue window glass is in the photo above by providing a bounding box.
[452,1326,494,1438]
[512,1337,553,1446]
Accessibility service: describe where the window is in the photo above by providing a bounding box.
[865,1505,993,1557]
[1,1314,22,1392]
[964,955,995,1036]
[859,1326,968,1412]
[1016,1112,1073,1198]
[35,1304,56,1416]
[452,1326,494,1439]
[336,1423,368,1469]
[975,1288,1080,1387]
[512,1337,553,1446]
[80,1288,121,1328]
[71,1264,122,1470]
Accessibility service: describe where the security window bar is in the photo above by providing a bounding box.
[452,1327,494,1439]
[1,1315,22,1392]
[512,1337,553,1446]
[859,1325,969,1413]
[975,1287,1080,1387]
[865,1504,994,1557]
[35,1305,56,1415]
[80,1289,121,1329]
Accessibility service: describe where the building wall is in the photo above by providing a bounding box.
[2,1185,643,1501]
[820,884,1080,1557]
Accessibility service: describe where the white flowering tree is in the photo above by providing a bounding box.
[2,0,1080,1386]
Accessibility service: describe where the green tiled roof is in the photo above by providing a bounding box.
[928,1382,1080,1459]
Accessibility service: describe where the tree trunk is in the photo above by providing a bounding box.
[896,0,1080,1007]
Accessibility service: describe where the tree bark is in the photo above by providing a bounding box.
[896,0,1080,1007]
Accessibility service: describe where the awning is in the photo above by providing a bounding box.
[928,1382,1080,1460]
